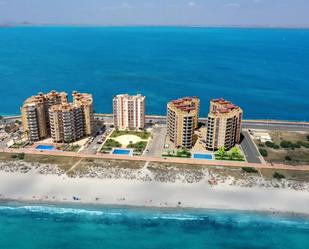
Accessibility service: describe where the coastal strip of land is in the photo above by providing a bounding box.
[1,166,309,215]
[1,148,309,171]
[0,151,309,215]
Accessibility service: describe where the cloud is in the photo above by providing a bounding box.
[224,3,240,8]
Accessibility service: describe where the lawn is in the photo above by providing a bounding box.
[110,130,151,140]
[58,144,81,152]
[162,149,191,158]
[101,139,122,152]
[127,141,148,154]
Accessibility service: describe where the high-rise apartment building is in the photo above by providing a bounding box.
[113,94,145,130]
[21,90,94,143]
[49,103,85,143]
[167,97,200,149]
[21,91,66,141]
[72,91,94,136]
[205,98,243,151]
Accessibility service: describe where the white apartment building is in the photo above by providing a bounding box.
[113,94,146,130]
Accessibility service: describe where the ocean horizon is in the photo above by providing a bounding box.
[0,27,309,120]
[0,201,309,249]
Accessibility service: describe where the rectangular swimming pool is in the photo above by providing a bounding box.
[112,149,131,155]
[36,145,55,151]
[193,153,213,160]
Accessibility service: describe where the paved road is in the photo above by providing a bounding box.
[240,131,261,164]
[145,125,167,157]
[93,114,309,132]
[242,123,309,132]
[5,114,309,131]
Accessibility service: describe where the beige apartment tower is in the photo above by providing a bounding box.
[167,97,200,149]
[113,94,146,130]
[49,103,85,143]
[21,90,94,143]
[21,91,67,141]
[205,98,243,151]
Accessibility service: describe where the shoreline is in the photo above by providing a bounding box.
[1,170,309,215]
[2,198,309,218]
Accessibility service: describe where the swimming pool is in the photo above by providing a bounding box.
[192,153,213,160]
[36,145,55,151]
[111,149,133,156]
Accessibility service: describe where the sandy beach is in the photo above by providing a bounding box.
[1,162,309,214]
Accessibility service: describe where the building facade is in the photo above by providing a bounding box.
[167,97,200,149]
[21,91,66,141]
[205,98,243,151]
[113,94,145,130]
[72,91,94,136]
[21,90,94,143]
[49,103,85,143]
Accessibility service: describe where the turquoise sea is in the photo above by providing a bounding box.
[0,27,309,120]
[0,202,309,249]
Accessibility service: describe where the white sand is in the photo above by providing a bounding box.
[0,171,308,214]
[113,135,146,147]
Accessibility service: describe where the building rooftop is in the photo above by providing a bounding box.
[114,93,145,100]
[169,97,199,113]
[210,98,242,115]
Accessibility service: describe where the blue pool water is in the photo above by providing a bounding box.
[35,145,55,151]
[112,149,131,155]
[0,27,309,120]
[0,202,309,249]
[193,153,213,160]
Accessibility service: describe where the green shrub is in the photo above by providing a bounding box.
[273,144,280,149]
[307,135,309,141]
[242,167,258,173]
[265,141,280,149]
[18,153,25,160]
[297,141,309,149]
[11,153,25,160]
[280,140,300,149]
[259,148,268,157]
[127,141,148,152]
[285,156,292,161]
[265,141,275,148]
[103,139,122,149]
[273,172,285,180]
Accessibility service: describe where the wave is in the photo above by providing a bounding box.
[0,203,309,228]
[0,205,105,216]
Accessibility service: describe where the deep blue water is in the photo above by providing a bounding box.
[0,202,309,249]
[0,27,309,120]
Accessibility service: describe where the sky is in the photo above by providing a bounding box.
[0,0,308,27]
